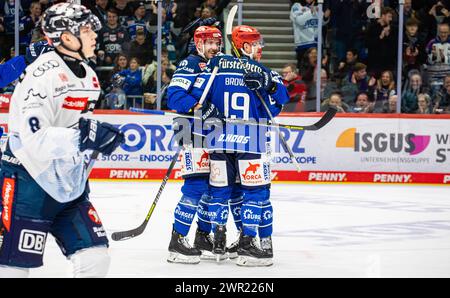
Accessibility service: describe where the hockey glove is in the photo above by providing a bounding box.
[199,17,218,27]
[243,71,276,93]
[192,101,223,121]
[79,118,125,156]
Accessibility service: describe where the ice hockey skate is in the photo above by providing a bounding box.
[226,230,241,259]
[193,228,227,261]
[213,225,227,262]
[167,229,201,264]
[236,235,273,267]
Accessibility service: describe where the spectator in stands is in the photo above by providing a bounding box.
[0,0,24,58]
[329,0,368,67]
[335,48,359,84]
[377,94,398,113]
[416,93,432,114]
[104,73,126,110]
[373,70,396,110]
[402,71,426,113]
[321,92,349,113]
[426,22,450,94]
[172,0,199,30]
[403,17,427,74]
[112,53,129,74]
[143,92,157,110]
[152,7,178,62]
[306,68,336,112]
[428,1,450,29]
[201,7,215,20]
[366,7,397,75]
[97,8,130,66]
[350,91,374,113]
[290,0,330,70]
[105,53,129,88]
[162,0,178,21]
[126,1,152,40]
[341,62,376,106]
[118,57,143,108]
[143,48,168,80]
[281,63,308,112]
[91,0,109,25]
[113,0,134,26]
[433,74,450,113]
[300,47,328,83]
[19,1,42,48]
[143,56,174,94]
[129,30,154,66]
[201,0,231,20]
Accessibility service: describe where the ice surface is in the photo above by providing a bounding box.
[29,182,450,278]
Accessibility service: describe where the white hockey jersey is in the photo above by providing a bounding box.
[8,51,101,203]
[290,3,319,49]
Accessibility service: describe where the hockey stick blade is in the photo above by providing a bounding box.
[294,106,337,131]
[226,5,238,35]
[111,221,148,241]
[111,148,181,241]
[129,107,337,131]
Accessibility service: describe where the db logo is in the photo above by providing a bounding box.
[18,229,46,255]
[88,207,102,224]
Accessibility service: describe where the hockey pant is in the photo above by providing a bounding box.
[208,152,273,238]
[0,149,109,276]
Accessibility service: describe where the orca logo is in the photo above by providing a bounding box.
[18,229,46,255]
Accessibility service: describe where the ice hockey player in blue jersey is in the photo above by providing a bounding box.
[190,25,289,266]
[166,25,224,264]
[0,3,124,277]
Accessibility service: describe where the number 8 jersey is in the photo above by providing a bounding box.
[7,50,101,203]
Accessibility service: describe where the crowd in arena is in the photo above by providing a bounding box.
[0,0,449,114]
[286,0,450,114]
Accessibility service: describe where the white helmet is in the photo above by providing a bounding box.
[42,2,101,47]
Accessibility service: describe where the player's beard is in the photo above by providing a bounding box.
[254,47,262,61]
[205,49,219,59]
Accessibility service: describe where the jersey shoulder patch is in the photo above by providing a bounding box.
[28,52,62,79]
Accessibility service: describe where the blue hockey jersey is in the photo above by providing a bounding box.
[191,54,289,153]
[167,53,208,113]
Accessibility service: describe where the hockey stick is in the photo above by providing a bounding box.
[111,147,182,241]
[111,66,219,241]
[86,150,100,175]
[129,106,337,131]
[226,5,303,172]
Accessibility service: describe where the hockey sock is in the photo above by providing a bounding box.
[208,196,229,229]
[197,193,212,233]
[229,195,243,231]
[258,201,273,238]
[173,195,199,236]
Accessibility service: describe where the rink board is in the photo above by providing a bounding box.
[1,112,449,184]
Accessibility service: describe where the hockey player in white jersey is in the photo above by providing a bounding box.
[0,3,124,278]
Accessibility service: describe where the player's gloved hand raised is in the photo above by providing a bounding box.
[243,71,275,92]
[79,118,125,156]
[199,17,217,27]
